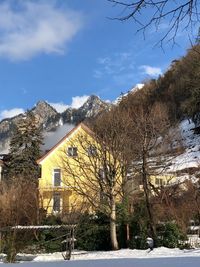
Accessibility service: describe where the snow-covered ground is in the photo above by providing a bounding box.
[166,120,200,172]
[170,120,200,171]
[1,247,200,266]
[2,258,200,267]
[29,247,200,261]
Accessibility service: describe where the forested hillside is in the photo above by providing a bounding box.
[128,44,200,128]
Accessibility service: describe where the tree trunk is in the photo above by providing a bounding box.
[126,223,130,244]
[110,199,119,250]
[142,150,157,244]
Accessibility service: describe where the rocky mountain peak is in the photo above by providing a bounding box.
[0,94,111,153]
[34,101,57,115]
[79,95,110,118]
[85,94,100,102]
[31,101,59,129]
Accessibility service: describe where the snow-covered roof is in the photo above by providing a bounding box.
[37,123,93,164]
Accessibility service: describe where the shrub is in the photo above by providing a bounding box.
[128,221,148,249]
[76,212,111,251]
[128,201,149,249]
[116,200,131,248]
[157,222,187,248]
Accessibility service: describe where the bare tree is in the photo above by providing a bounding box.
[121,88,173,243]
[108,0,200,45]
[0,179,39,262]
[59,109,132,250]
[61,200,87,261]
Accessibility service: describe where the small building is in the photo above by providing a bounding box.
[149,174,177,187]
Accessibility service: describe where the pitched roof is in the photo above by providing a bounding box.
[37,122,94,164]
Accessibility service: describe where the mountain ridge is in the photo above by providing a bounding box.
[0,95,111,153]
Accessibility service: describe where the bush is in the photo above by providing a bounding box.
[3,230,37,262]
[42,214,62,225]
[128,200,149,249]
[38,215,66,253]
[116,200,131,248]
[128,221,148,249]
[157,222,187,248]
[76,212,111,251]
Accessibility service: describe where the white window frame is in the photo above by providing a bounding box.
[155,178,165,186]
[52,168,62,187]
[53,192,62,213]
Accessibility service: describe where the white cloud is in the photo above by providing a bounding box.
[0,108,24,120]
[71,95,89,109]
[140,65,162,76]
[48,95,89,112]
[0,2,83,61]
[48,102,69,113]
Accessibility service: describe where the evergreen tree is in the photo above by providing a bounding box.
[6,111,43,182]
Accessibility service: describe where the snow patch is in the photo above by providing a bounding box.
[167,120,200,173]
[14,247,200,263]
[113,83,144,104]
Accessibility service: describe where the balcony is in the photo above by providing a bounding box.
[40,185,72,192]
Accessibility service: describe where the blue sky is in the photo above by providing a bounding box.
[0,0,196,119]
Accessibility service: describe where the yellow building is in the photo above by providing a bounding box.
[37,123,103,215]
[38,122,176,215]
[127,173,177,197]
[149,174,176,187]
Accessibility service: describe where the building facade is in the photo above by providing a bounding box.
[37,123,98,215]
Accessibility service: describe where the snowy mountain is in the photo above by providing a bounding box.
[1,87,200,181]
[113,83,144,105]
[61,95,110,124]
[0,95,110,153]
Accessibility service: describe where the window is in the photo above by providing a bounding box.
[53,168,61,186]
[67,147,78,157]
[53,192,61,212]
[87,145,97,157]
[99,168,105,180]
[38,166,42,179]
[155,178,165,186]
